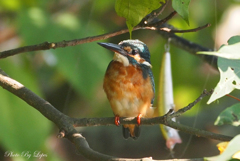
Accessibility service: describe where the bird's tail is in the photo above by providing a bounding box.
[122,124,140,140]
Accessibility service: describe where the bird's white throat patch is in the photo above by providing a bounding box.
[142,61,152,68]
[113,53,129,66]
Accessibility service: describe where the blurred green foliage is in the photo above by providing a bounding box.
[0,59,52,161]
[0,0,240,160]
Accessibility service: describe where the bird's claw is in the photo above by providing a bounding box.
[115,115,120,126]
[137,114,142,125]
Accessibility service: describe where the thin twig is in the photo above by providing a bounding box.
[143,23,211,33]
[170,89,214,118]
[226,94,240,102]
[168,23,211,33]
[155,0,169,17]
[147,11,177,26]
[0,28,128,59]
[165,119,232,141]
[140,1,168,25]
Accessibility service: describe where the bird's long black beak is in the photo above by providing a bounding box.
[97,42,128,56]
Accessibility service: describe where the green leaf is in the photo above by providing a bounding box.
[205,134,240,161]
[215,103,240,126]
[198,35,240,59]
[199,36,240,104]
[115,0,165,38]
[207,58,240,104]
[172,0,190,25]
[228,35,240,45]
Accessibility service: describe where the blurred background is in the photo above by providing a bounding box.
[0,0,240,160]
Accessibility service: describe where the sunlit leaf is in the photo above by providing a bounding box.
[198,36,240,59]
[205,135,240,161]
[115,0,165,37]
[215,103,240,126]
[207,58,240,104]
[198,36,240,104]
[198,42,240,59]
[172,0,190,25]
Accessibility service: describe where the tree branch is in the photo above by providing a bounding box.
[0,29,129,59]
[0,23,209,58]
[71,90,232,142]
[142,11,177,26]
[140,1,169,25]
[0,11,216,69]
[1,68,212,161]
[0,25,217,68]
[159,23,211,33]
[169,89,213,118]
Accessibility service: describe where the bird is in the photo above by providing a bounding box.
[98,39,155,139]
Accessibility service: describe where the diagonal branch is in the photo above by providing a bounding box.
[159,23,211,33]
[0,24,216,68]
[0,11,216,69]
[169,89,213,118]
[142,11,177,26]
[1,10,177,59]
[0,29,129,59]
[0,23,209,59]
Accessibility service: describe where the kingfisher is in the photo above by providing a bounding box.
[98,39,155,139]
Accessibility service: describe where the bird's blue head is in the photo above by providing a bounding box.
[98,39,152,67]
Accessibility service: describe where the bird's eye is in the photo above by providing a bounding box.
[132,49,138,55]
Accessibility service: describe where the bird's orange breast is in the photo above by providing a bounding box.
[103,61,154,117]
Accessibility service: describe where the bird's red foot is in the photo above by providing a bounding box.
[137,114,142,125]
[115,115,120,126]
